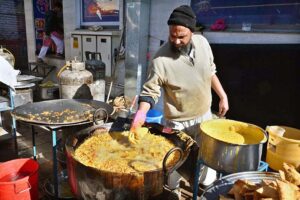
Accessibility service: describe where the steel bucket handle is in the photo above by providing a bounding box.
[162,147,184,185]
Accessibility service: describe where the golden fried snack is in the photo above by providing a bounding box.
[219,195,234,200]
[262,180,278,190]
[113,96,132,109]
[276,180,297,200]
[279,170,286,182]
[252,191,264,200]
[256,186,279,199]
[230,180,257,200]
[297,191,300,200]
[282,163,300,186]
[243,192,256,200]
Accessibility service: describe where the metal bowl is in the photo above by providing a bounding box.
[200,171,280,200]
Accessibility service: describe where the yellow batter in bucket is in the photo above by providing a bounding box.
[201,119,267,145]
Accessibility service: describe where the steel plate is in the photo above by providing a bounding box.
[200,171,280,200]
[17,75,37,82]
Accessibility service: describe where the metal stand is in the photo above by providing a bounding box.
[31,125,60,198]
[31,126,37,160]
[192,159,204,200]
[51,128,59,198]
[9,89,17,139]
[7,89,18,153]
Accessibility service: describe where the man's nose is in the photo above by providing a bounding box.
[174,38,180,45]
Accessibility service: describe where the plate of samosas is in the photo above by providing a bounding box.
[200,163,300,200]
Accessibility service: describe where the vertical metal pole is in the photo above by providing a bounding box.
[9,88,18,154]
[124,0,150,99]
[193,160,202,200]
[32,126,37,160]
[52,129,58,198]
[9,89,16,138]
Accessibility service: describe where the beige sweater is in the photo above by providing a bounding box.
[140,34,216,121]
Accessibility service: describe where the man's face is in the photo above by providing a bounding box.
[169,25,192,50]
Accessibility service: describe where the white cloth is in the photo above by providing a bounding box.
[0,56,20,90]
[165,109,217,189]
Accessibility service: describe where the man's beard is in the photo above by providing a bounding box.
[170,41,192,55]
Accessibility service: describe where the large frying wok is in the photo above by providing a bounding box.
[11,99,113,126]
[65,123,196,200]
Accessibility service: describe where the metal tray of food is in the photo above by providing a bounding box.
[200,171,280,200]
[12,99,113,126]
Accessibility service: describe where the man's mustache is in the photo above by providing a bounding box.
[170,42,191,54]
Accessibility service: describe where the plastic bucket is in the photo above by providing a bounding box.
[146,109,163,124]
[266,125,300,171]
[0,158,39,200]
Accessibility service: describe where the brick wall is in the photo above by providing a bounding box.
[0,0,27,70]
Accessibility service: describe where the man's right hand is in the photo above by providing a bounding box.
[130,110,146,133]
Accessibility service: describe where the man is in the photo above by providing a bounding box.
[130,5,229,198]
[37,2,64,63]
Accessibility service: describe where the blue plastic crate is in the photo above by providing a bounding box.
[258,161,269,172]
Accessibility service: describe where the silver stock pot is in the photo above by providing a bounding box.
[199,119,268,174]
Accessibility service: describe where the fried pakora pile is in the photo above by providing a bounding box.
[221,163,300,200]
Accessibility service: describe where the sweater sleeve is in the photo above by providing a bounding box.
[207,41,217,75]
[139,59,163,105]
[200,36,217,75]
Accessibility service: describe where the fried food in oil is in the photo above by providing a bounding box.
[74,127,180,173]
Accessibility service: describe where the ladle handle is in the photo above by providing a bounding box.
[93,108,109,125]
[163,147,183,184]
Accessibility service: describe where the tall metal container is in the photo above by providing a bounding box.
[59,59,93,99]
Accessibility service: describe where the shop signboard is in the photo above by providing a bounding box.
[33,0,49,52]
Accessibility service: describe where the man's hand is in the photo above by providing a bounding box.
[211,74,229,117]
[218,96,229,117]
[130,110,146,133]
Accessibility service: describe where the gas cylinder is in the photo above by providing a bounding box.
[58,58,93,99]
[0,46,15,67]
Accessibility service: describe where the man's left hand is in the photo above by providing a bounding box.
[218,97,229,117]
